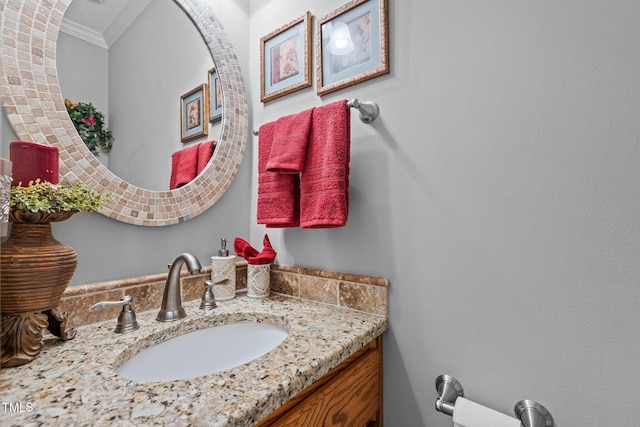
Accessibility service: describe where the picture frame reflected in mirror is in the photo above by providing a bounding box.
[180,83,209,143]
[208,67,222,123]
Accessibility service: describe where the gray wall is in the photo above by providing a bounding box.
[2,0,639,425]
[248,0,640,426]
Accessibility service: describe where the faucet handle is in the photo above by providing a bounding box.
[90,295,140,334]
[200,280,217,311]
[91,295,133,311]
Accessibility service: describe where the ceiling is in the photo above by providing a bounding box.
[61,0,153,48]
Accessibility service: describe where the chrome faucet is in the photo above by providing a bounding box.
[157,253,203,322]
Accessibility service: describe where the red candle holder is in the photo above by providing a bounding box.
[9,141,59,186]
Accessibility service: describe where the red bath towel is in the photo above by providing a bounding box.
[266,108,313,174]
[196,140,216,175]
[169,144,199,189]
[300,100,350,228]
[257,121,300,227]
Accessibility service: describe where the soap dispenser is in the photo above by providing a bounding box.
[211,238,236,300]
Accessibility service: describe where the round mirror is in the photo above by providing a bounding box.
[58,0,221,191]
[0,0,247,226]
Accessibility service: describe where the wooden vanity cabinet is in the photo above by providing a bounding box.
[256,335,383,427]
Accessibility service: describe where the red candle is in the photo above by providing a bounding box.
[9,141,59,186]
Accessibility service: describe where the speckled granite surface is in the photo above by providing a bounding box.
[0,294,388,426]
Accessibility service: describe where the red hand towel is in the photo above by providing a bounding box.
[234,237,259,259]
[196,140,216,175]
[169,144,199,190]
[248,234,277,265]
[257,122,300,227]
[266,108,313,174]
[300,100,350,228]
[233,235,277,264]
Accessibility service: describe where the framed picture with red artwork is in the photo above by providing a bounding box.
[180,84,209,143]
[208,67,222,122]
[260,12,312,103]
[317,0,389,96]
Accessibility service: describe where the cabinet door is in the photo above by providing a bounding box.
[264,339,382,426]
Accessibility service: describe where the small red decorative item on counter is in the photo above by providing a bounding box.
[234,234,276,265]
[9,141,59,186]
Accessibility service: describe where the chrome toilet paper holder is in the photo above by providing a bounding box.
[435,374,555,427]
[435,374,464,416]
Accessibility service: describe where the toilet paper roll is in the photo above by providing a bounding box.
[452,397,521,427]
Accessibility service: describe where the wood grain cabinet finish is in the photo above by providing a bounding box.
[257,335,383,427]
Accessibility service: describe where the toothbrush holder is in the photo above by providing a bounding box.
[247,264,271,298]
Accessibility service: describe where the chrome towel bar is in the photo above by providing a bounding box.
[252,98,379,135]
[435,374,555,427]
[346,98,380,123]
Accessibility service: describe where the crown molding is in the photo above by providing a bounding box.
[103,0,152,48]
[59,18,108,49]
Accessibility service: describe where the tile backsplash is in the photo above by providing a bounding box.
[59,263,388,330]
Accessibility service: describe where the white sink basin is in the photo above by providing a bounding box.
[116,322,288,382]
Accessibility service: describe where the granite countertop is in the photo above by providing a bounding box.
[1,294,388,426]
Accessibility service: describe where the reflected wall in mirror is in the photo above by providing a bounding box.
[58,0,221,191]
[0,0,247,226]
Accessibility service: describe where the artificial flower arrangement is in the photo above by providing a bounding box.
[9,179,110,223]
[65,99,114,156]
